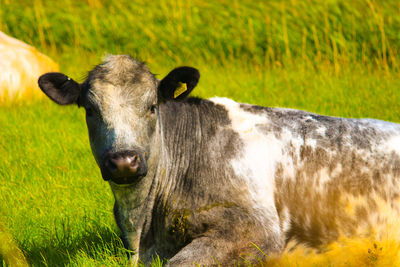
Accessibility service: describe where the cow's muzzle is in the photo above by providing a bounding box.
[101,150,147,184]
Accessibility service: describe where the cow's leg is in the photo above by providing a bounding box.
[114,203,140,266]
[113,202,130,249]
[166,232,283,267]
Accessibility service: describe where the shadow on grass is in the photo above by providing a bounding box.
[22,225,129,266]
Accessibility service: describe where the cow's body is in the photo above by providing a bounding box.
[38,55,400,266]
[214,98,400,247]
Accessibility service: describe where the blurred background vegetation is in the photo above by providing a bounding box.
[2,0,400,71]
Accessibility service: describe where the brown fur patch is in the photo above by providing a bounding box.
[274,131,400,249]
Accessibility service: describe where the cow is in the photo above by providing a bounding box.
[38,55,400,266]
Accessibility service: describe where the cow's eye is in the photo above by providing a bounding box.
[150,105,156,114]
[86,107,93,117]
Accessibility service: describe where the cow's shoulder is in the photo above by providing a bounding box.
[209,97,271,134]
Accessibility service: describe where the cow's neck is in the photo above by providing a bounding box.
[108,120,163,258]
[156,98,233,207]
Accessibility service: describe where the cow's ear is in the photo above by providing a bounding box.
[38,72,81,105]
[158,67,200,101]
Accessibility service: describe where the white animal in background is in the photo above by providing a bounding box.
[0,31,58,101]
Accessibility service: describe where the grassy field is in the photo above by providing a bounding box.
[1,0,400,266]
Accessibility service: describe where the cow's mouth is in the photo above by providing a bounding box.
[107,174,145,185]
[101,167,147,185]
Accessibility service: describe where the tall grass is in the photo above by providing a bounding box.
[1,0,399,73]
[0,0,400,266]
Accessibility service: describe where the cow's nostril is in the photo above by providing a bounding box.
[108,158,118,171]
[131,155,140,167]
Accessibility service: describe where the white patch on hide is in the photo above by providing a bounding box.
[316,126,327,136]
[384,135,400,156]
[210,97,286,237]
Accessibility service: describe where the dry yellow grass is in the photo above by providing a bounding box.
[267,197,400,267]
[267,238,400,267]
[0,222,28,267]
[0,31,58,102]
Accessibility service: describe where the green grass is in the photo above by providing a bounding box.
[0,0,400,266]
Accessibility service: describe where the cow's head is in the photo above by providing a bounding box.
[38,55,199,185]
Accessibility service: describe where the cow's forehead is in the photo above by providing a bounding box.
[84,55,158,106]
[88,55,157,90]
[91,55,155,84]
